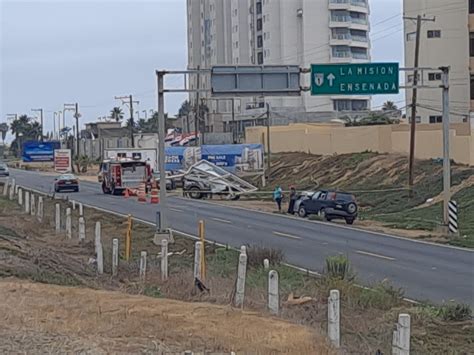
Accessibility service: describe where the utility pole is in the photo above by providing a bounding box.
[194,65,201,146]
[74,103,80,159]
[64,103,76,148]
[156,71,168,231]
[231,98,236,144]
[31,108,44,141]
[115,95,139,147]
[440,66,451,227]
[404,15,436,194]
[266,103,271,180]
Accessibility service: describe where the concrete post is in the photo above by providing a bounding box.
[94,221,101,254]
[72,200,76,210]
[65,208,72,239]
[161,239,168,281]
[55,203,61,232]
[240,245,247,255]
[112,238,119,276]
[397,314,411,355]
[12,180,17,194]
[18,188,22,206]
[234,252,247,308]
[392,330,400,355]
[193,241,202,281]
[2,180,8,196]
[9,181,14,200]
[24,191,30,213]
[79,203,83,217]
[96,241,104,274]
[268,270,279,315]
[139,251,147,280]
[328,289,341,348]
[30,193,35,216]
[263,258,270,270]
[37,196,44,222]
[78,217,85,241]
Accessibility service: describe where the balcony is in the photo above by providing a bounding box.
[328,0,369,14]
[330,33,369,47]
[329,15,369,30]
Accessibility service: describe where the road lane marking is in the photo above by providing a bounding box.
[211,217,232,224]
[355,250,395,261]
[170,208,184,213]
[273,231,301,240]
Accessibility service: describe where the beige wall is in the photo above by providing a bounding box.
[246,123,474,166]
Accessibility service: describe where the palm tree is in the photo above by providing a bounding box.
[382,101,398,111]
[110,107,124,122]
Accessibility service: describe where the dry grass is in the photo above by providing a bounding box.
[0,279,331,354]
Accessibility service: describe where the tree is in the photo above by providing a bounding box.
[9,115,43,156]
[0,123,9,144]
[178,100,192,117]
[110,107,124,122]
[382,101,398,111]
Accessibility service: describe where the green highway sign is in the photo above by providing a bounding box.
[311,63,399,96]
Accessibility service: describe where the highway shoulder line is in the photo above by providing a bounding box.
[355,250,396,261]
[173,196,473,253]
[273,231,301,240]
[211,217,232,224]
[169,208,184,213]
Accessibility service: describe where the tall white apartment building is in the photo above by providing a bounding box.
[404,0,471,124]
[186,0,372,133]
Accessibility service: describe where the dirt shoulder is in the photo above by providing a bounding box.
[205,198,446,241]
[0,279,326,354]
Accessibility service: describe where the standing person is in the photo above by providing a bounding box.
[288,186,297,214]
[273,185,283,212]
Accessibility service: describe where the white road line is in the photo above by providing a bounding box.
[273,231,301,240]
[355,250,395,261]
[169,208,184,213]
[211,217,232,224]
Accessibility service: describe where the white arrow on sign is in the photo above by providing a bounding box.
[327,73,336,87]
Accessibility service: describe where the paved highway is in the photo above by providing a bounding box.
[10,169,474,306]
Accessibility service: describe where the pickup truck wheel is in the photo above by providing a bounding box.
[298,206,307,218]
[188,187,203,199]
[345,218,355,225]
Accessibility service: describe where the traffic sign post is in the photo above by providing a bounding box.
[311,63,399,96]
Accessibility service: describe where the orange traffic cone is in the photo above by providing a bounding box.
[150,187,159,204]
[137,183,147,203]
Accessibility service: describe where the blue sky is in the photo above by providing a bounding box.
[0,0,404,142]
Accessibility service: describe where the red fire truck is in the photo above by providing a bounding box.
[98,159,152,195]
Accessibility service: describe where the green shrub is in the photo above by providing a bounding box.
[355,282,404,310]
[437,303,472,321]
[325,255,353,280]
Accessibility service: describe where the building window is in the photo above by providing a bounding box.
[257,35,263,48]
[471,75,474,100]
[470,0,474,13]
[256,1,262,14]
[257,19,262,31]
[428,73,442,81]
[429,116,442,123]
[333,99,368,111]
[408,116,422,123]
[257,52,264,64]
[427,30,441,38]
[406,32,416,41]
[470,33,474,57]
[407,74,420,83]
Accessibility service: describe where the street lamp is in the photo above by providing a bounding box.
[142,110,148,119]
[31,108,44,141]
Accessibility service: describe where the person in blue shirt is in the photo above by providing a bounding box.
[273,185,283,212]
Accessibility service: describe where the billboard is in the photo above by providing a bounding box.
[165,144,264,174]
[54,149,72,173]
[22,141,60,162]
